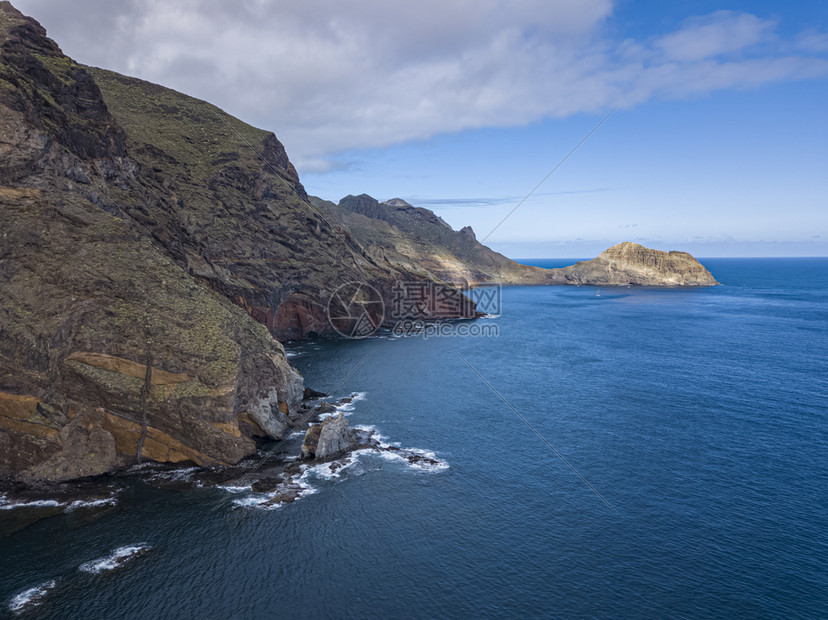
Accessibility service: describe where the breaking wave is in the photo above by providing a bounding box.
[8,580,56,614]
[78,544,151,574]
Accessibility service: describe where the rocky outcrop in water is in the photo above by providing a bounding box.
[547,242,720,286]
[301,414,359,460]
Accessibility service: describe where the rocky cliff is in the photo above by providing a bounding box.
[0,2,315,482]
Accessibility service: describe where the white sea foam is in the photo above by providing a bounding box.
[374,447,450,472]
[232,478,317,511]
[78,544,150,574]
[64,496,118,512]
[217,484,251,493]
[352,423,378,433]
[1,491,118,513]
[0,498,61,511]
[285,351,302,358]
[148,467,199,483]
[300,455,359,481]
[335,391,367,414]
[8,579,56,614]
[231,495,275,509]
[352,424,398,446]
[231,455,359,511]
[317,391,367,420]
[351,424,448,471]
[127,461,159,472]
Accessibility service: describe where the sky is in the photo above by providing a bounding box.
[13,0,828,257]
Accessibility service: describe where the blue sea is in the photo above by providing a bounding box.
[2,258,827,618]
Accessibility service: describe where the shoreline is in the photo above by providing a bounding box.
[0,393,445,519]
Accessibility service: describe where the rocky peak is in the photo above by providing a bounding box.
[0,2,126,167]
[341,193,453,230]
[382,197,412,207]
[260,132,307,199]
[460,225,476,240]
[599,241,683,263]
[339,193,385,219]
[0,1,49,46]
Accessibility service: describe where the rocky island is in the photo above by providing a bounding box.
[547,241,719,286]
[0,2,718,487]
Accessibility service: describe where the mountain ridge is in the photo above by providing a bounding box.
[311,194,719,288]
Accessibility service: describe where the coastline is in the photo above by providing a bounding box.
[0,391,445,519]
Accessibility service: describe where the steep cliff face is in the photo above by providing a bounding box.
[548,242,720,286]
[0,2,311,481]
[81,71,480,340]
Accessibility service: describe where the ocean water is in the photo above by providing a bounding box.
[1,258,827,618]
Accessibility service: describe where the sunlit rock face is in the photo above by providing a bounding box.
[548,242,720,286]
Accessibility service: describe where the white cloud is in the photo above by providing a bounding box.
[13,1,828,171]
[653,11,775,62]
[796,29,828,53]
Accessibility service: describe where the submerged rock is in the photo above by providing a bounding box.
[303,387,327,400]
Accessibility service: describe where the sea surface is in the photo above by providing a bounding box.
[2,258,827,618]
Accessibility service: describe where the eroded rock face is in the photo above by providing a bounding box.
[0,3,304,481]
[22,409,119,482]
[548,242,720,286]
[313,194,556,288]
[247,389,292,440]
[301,415,359,460]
